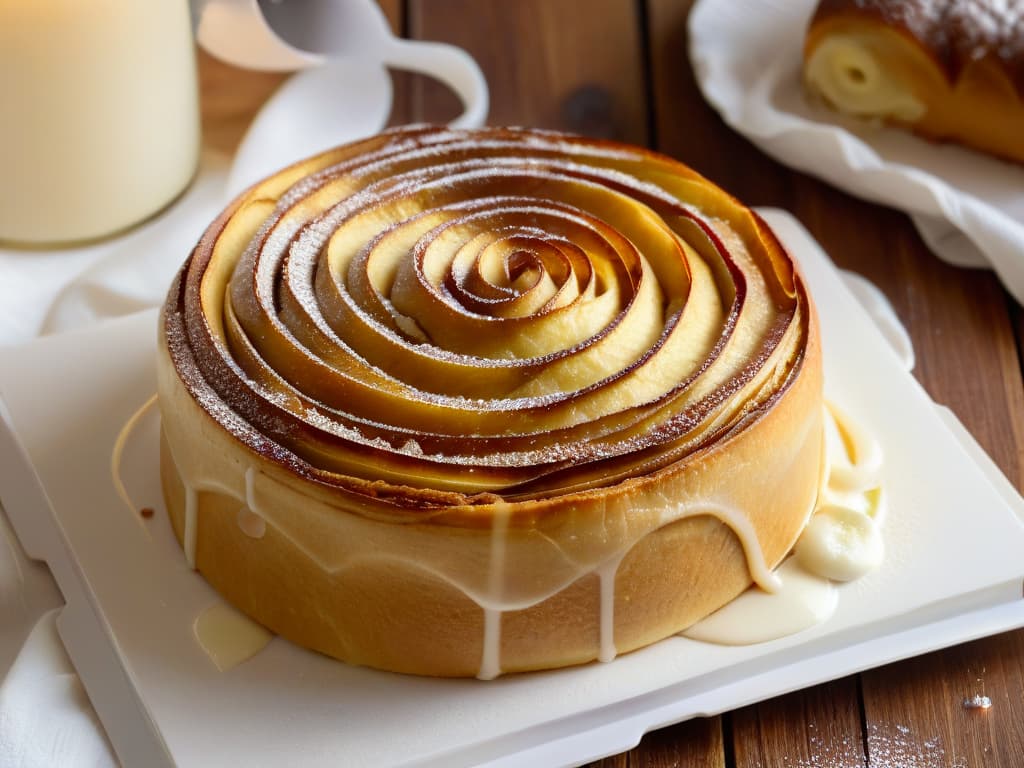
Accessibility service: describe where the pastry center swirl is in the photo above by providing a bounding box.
[168,126,809,501]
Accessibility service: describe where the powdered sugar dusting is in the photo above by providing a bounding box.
[948,0,1024,65]
[764,717,864,767]
[774,720,966,768]
[864,723,968,768]
[167,125,809,495]
[847,0,1024,89]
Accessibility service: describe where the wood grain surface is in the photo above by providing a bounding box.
[198,1,1024,765]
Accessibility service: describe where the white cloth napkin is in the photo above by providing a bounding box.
[688,0,1024,304]
[0,495,115,767]
[0,611,115,768]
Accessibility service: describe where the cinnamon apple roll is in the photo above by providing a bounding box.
[804,0,1024,163]
[158,125,823,678]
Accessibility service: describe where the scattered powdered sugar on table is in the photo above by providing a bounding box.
[962,694,993,710]
[768,719,865,767]
[756,720,973,768]
[865,723,967,768]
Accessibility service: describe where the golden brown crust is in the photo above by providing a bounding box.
[805,0,1024,163]
[158,126,824,677]
[159,338,822,676]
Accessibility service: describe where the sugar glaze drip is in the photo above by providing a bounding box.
[110,393,158,539]
[184,486,198,569]
[160,393,842,673]
[236,467,268,539]
[596,554,625,663]
[683,402,885,645]
[193,602,272,671]
[171,394,881,666]
[682,558,838,645]
[172,458,805,677]
[478,504,511,680]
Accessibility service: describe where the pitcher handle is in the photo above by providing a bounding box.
[194,0,324,71]
[380,37,489,129]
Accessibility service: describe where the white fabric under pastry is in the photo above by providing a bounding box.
[0,610,116,768]
[0,505,114,766]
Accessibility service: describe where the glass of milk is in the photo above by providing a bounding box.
[0,0,200,245]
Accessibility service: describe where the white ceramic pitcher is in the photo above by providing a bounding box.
[0,0,487,245]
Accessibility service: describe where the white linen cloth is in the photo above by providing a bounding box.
[689,0,1024,304]
[0,609,113,768]
[0,511,89,765]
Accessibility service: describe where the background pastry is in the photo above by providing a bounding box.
[804,0,1024,163]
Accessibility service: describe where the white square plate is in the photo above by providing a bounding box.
[1,209,1023,767]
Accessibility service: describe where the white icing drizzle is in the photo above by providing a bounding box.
[171,471,799,675]
[797,403,886,582]
[479,609,502,681]
[685,402,886,646]
[184,485,198,569]
[168,403,847,673]
[193,602,272,671]
[682,558,838,645]
[796,504,883,582]
[237,508,267,539]
[176,472,254,566]
[823,402,883,497]
[477,505,511,680]
[245,466,257,508]
[237,467,267,538]
[690,502,784,594]
[110,393,158,538]
[597,554,625,663]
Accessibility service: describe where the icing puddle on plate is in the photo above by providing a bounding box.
[193,603,273,672]
[112,394,885,672]
[683,399,886,645]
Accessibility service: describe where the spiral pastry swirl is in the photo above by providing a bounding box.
[158,126,824,677]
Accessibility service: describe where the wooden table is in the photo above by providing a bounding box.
[200,2,1024,765]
